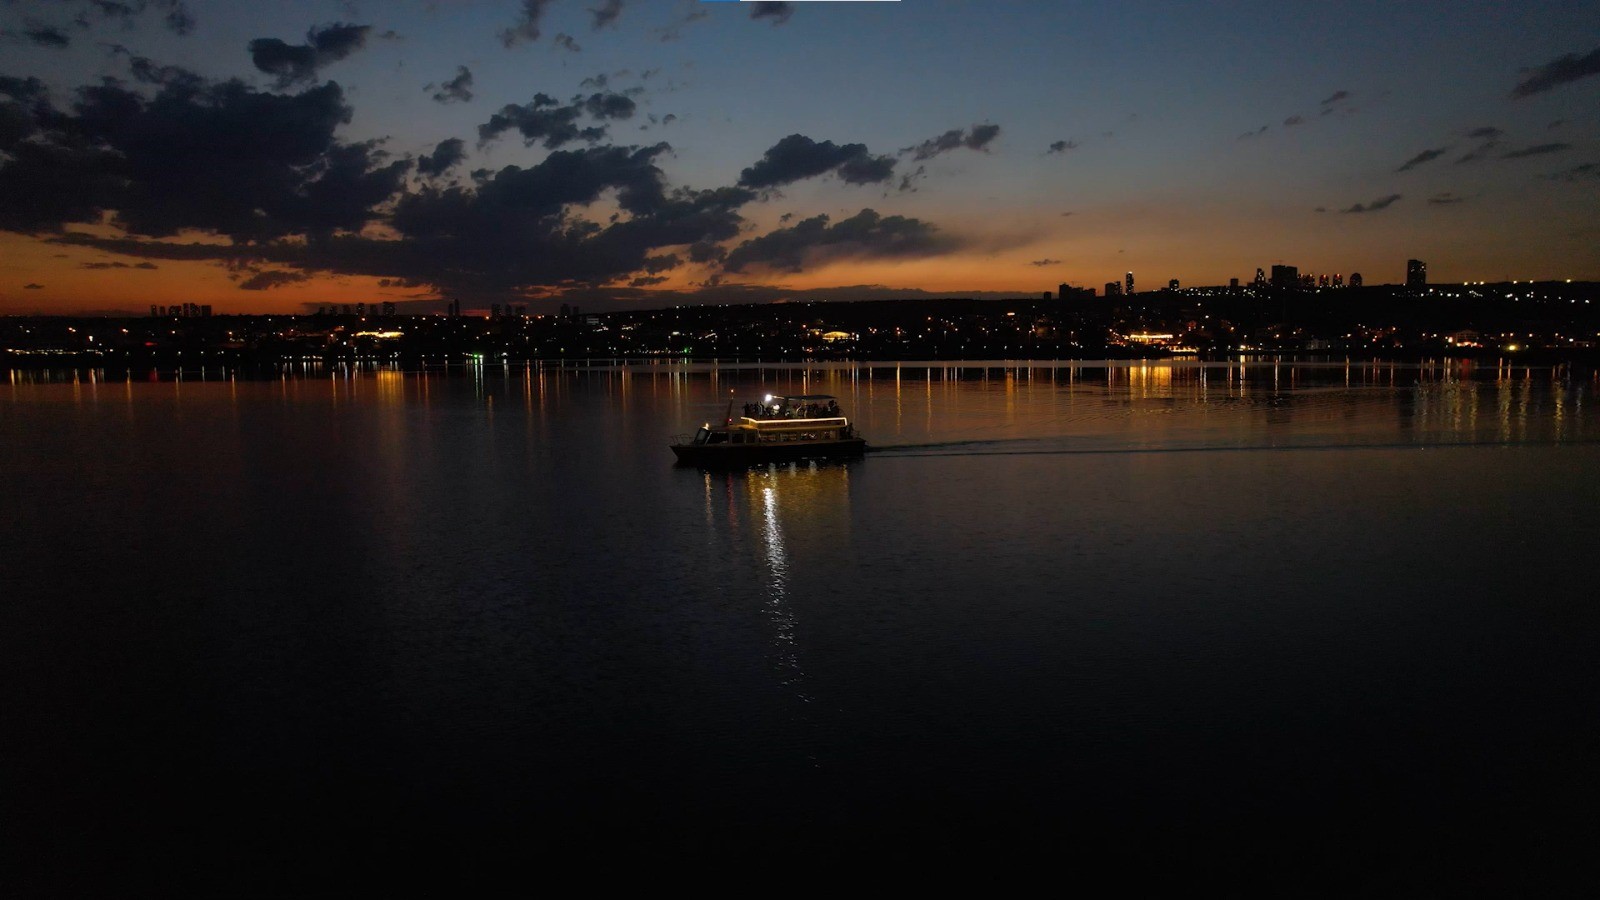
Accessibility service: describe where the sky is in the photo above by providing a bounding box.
[1,0,1597,314]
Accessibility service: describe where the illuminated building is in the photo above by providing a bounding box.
[1407,259,1427,287]
[1105,281,1122,297]
[1168,278,1179,289]
[1350,272,1363,287]
[1125,271,1135,296]
[1254,267,1267,287]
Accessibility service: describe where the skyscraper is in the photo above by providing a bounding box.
[1125,272,1134,296]
[1407,259,1427,287]
[1105,281,1122,297]
[1349,273,1363,288]
[1270,265,1299,289]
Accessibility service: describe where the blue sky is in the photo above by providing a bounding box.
[1,0,1597,312]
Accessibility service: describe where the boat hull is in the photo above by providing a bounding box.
[670,437,867,468]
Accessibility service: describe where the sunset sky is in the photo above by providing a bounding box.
[1,0,1597,314]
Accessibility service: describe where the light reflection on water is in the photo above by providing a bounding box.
[4,359,1600,881]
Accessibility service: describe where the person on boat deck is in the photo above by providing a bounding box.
[827,400,839,416]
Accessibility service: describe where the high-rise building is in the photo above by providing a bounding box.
[1254,268,1267,287]
[1168,278,1179,290]
[1407,259,1427,287]
[1270,265,1299,289]
[1349,273,1363,288]
[1105,281,1122,297]
[1229,278,1240,289]
[1125,272,1134,296]
[1058,283,1070,300]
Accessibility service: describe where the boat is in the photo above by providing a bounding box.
[671,393,867,467]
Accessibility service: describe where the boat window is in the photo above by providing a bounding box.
[692,427,710,445]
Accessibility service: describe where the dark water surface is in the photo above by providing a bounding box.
[4,360,1599,889]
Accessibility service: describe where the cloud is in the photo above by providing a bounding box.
[1341,194,1402,214]
[1283,115,1304,127]
[23,282,44,289]
[416,138,466,178]
[82,260,159,269]
[654,4,708,42]
[1544,162,1598,181]
[1046,140,1078,154]
[904,124,1001,160]
[737,134,895,189]
[723,209,953,273]
[1238,125,1268,139]
[12,26,71,48]
[1060,211,1073,217]
[750,2,793,25]
[500,0,556,47]
[554,33,581,52]
[590,0,625,30]
[1319,90,1351,106]
[249,23,371,88]
[478,92,636,149]
[429,66,473,104]
[1548,119,1566,129]
[1511,46,1600,98]
[239,269,310,290]
[1030,259,1061,267]
[0,75,409,239]
[1428,192,1466,205]
[1501,142,1571,159]
[1397,147,1448,172]
[1466,126,1504,140]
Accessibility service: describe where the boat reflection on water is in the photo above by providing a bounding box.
[699,461,856,711]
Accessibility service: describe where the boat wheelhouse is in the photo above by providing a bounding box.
[670,393,867,467]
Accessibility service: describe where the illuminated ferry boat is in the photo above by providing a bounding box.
[671,393,867,467]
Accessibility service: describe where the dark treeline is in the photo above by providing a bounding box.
[4,282,1599,370]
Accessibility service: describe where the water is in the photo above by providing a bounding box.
[4,360,1598,889]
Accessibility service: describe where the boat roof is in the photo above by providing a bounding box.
[772,394,838,401]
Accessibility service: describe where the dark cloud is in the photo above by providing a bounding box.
[590,0,625,30]
[1238,125,1268,139]
[1046,140,1078,154]
[416,138,466,178]
[82,260,159,269]
[750,2,793,25]
[1397,147,1447,172]
[249,23,371,89]
[12,26,71,48]
[1319,90,1351,106]
[1341,194,1402,214]
[1060,211,1073,217]
[80,1,193,35]
[1283,115,1304,127]
[661,113,677,125]
[1030,259,1061,267]
[1428,192,1466,205]
[239,269,310,290]
[724,209,953,273]
[580,74,609,89]
[500,0,556,47]
[1501,142,1571,159]
[738,134,895,189]
[127,55,203,90]
[478,92,634,149]
[1544,162,1598,181]
[1466,126,1503,140]
[580,91,637,120]
[896,165,926,193]
[654,6,708,42]
[23,282,44,289]
[1548,119,1566,129]
[429,66,473,104]
[1511,46,1600,98]
[554,32,581,52]
[904,124,1001,161]
[0,75,408,239]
